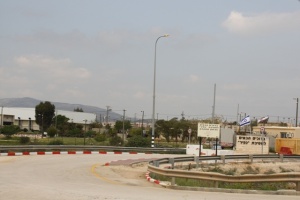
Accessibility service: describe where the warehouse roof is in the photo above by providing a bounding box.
[1,107,96,124]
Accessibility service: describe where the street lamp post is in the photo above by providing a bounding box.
[141,111,144,136]
[83,119,87,145]
[151,34,169,148]
[294,98,299,127]
[122,109,126,142]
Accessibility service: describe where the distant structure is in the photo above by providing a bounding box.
[0,107,96,132]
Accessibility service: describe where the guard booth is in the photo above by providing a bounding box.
[275,138,300,155]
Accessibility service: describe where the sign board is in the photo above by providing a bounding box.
[235,135,269,154]
[197,123,220,138]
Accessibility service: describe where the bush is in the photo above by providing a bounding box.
[94,133,106,142]
[1,125,20,138]
[126,135,151,147]
[47,126,57,138]
[86,130,96,138]
[48,140,64,145]
[109,136,123,146]
[19,136,30,144]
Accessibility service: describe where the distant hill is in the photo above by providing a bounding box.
[0,97,122,121]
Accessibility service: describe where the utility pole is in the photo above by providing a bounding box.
[141,111,144,136]
[106,106,111,125]
[294,98,299,127]
[122,109,126,142]
[0,106,3,133]
[83,119,87,145]
[236,104,239,124]
[212,84,216,123]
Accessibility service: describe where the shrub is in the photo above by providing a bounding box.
[48,140,64,145]
[109,136,123,146]
[126,135,151,147]
[85,130,96,138]
[94,133,106,142]
[19,136,30,144]
[1,125,20,138]
[47,126,57,138]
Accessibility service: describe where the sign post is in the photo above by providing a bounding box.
[188,128,192,144]
[197,123,220,156]
[260,127,265,154]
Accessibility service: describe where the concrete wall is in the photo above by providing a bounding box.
[186,144,234,156]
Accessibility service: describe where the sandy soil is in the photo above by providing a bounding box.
[189,160,300,175]
[109,162,149,179]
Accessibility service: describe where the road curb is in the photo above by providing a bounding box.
[145,171,160,185]
[0,151,152,156]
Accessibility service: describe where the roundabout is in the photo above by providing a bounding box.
[0,153,299,200]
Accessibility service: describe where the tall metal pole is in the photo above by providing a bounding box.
[151,34,169,148]
[122,109,126,142]
[236,104,239,124]
[141,110,144,136]
[106,106,111,126]
[295,98,299,127]
[83,119,87,145]
[212,83,216,123]
[0,106,3,132]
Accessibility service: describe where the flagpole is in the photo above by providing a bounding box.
[249,117,252,135]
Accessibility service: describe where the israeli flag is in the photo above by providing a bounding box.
[240,115,250,127]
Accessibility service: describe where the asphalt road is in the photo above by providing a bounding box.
[0,154,299,200]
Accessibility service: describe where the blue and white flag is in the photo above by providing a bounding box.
[240,115,250,127]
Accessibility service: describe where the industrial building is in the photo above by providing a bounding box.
[0,107,96,132]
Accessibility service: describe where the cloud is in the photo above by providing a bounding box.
[222,11,300,36]
[184,74,200,84]
[222,84,247,91]
[14,55,90,80]
[0,55,92,100]
[133,92,147,99]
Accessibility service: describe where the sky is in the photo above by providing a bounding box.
[0,0,300,124]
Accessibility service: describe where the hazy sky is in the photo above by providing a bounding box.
[1,0,300,123]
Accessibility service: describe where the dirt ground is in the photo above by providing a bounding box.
[108,162,149,180]
[190,160,300,175]
[108,159,300,180]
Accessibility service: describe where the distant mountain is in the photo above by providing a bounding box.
[0,97,122,120]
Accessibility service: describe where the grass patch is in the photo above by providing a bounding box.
[150,173,296,190]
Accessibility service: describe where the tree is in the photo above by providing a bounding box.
[0,125,20,138]
[156,119,173,142]
[114,120,132,132]
[74,107,84,112]
[35,101,55,133]
[53,115,70,136]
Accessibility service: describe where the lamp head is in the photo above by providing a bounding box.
[163,34,170,37]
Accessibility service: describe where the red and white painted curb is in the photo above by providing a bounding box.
[145,171,160,184]
[0,151,153,156]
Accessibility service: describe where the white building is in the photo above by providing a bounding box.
[0,107,96,131]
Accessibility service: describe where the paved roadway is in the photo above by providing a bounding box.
[0,153,299,200]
